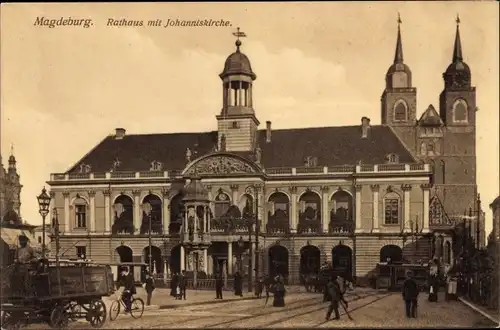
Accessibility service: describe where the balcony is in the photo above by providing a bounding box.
[210,216,253,234]
[49,163,430,182]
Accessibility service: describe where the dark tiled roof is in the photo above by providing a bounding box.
[67,125,415,174]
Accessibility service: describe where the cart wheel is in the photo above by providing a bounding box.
[108,300,121,321]
[50,306,69,329]
[130,298,144,319]
[88,299,107,328]
[1,311,22,330]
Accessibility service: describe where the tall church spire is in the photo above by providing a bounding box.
[394,13,404,64]
[452,14,463,62]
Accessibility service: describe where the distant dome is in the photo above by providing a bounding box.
[183,179,209,202]
[220,41,256,80]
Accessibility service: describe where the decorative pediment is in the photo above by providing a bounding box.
[429,195,452,226]
[183,153,260,176]
[418,105,444,127]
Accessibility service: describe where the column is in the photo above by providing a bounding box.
[133,190,141,234]
[228,80,233,106]
[88,190,96,233]
[223,83,228,107]
[180,246,185,271]
[421,184,431,233]
[230,185,239,206]
[227,241,233,275]
[203,249,208,274]
[321,186,330,233]
[354,185,363,232]
[104,190,111,233]
[251,242,256,273]
[290,186,298,233]
[371,185,380,232]
[248,84,253,107]
[162,189,170,234]
[206,185,214,215]
[402,184,412,232]
[238,81,243,106]
[63,191,70,233]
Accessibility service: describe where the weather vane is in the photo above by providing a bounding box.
[456,14,460,25]
[232,27,247,41]
[397,12,402,25]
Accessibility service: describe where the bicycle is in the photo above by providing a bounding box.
[108,292,144,321]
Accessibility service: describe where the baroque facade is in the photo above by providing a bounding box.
[47,20,478,284]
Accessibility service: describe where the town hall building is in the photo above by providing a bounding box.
[47,18,478,284]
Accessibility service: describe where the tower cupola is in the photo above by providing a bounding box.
[443,15,471,90]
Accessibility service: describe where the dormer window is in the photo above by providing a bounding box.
[150,160,163,171]
[304,156,318,167]
[231,121,240,129]
[387,153,399,164]
[79,164,92,173]
[113,158,121,170]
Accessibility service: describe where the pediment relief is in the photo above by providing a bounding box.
[183,154,259,176]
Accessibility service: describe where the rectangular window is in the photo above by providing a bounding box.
[76,246,86,259]
[75,205,87,228]
[384,199,399,225]
[231,121,239,129]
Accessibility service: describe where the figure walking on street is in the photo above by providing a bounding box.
[325,275,348,321]
[179,270,187,300]
[234,271,243,297]
[272,275,286,307]
[144,272,155,306]
[170,272,178,298]
[402,271,419,318]
[215,271,224,299]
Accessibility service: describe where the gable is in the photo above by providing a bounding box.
[182,153,261,176]
[429,195,452,226]
[418,105,444,127]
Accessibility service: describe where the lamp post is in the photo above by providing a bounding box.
[37,187,51,259]
[245,183,262,293]
[237,236,244,273]
[52,208,61,267]
[142,202,153,274]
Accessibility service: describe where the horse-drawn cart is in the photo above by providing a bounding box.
[0,259,115,330]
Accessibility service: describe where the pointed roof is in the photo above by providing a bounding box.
[429,194,452,226]
[394,14,404,64]
[386,14,411,85]
[418,105,444,126]
[444,14,470,78]
[452,15,463,62]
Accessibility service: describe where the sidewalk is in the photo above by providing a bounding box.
[458,296,499,325]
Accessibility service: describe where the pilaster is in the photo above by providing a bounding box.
[402,184,412,233]
[103,189,111,233]
[133,190,141,234]
[321,186,330,233]
[290,186,298,233]
[354,184,363,233]
[63,191,70,233]
[88,190,96,233]
[371,184,380,233]
[230,184,239,206]
[162,188,170,234]
[421,183,431,233]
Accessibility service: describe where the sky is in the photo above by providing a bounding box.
[1,2,499,234]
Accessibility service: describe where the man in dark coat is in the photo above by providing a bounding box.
[170,272,178,297]
[215,271,224,299]
[325,276,348,321]
[144,272,155,306]
[179,270,187,300]
[119,268,136,312]
[234,271,243,297]
[402,271,419,318]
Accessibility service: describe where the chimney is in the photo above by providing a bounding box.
[115,128,126,140]
[361,117,370,139]
[266,121,272,143]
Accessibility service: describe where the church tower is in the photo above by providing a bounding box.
[435,16,477,214]
[216,28,259,152]
[7,147,22,218]
[381,15,417,150]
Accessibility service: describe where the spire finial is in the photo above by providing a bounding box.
[452,14,463,62]
[394,13,404,64]
[232,27,247,52]
[10,143,14,156]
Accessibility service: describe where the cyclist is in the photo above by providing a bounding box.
[119,267,136,312]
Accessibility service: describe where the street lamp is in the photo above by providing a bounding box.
[142,202,153,275]
[37,187,51,259]
[245,183,262,293]
[237,236,244,273]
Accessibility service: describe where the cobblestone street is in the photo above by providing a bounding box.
[64,290,497,328]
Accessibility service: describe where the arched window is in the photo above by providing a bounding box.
[440,160,446,184]
[214,191,231,218]
[394,100,408,122]
[384,192,400,225]
[453,99,468,123]
[74,197,87,228]
[387,153,399,164]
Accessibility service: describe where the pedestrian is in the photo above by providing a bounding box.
[255,276,263,298]
[272,275,286,307]
[325,275,348,321]
[170,272,178,298]
[179,270,187,300]
[215,271,224,299]
[402,270,419,318]
[428,273,438,302]
[144,272,155,306]
[234,271,243,297]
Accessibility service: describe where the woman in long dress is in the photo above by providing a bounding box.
[272,275,286,307]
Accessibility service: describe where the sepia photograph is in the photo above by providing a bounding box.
[0,2,499,329]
